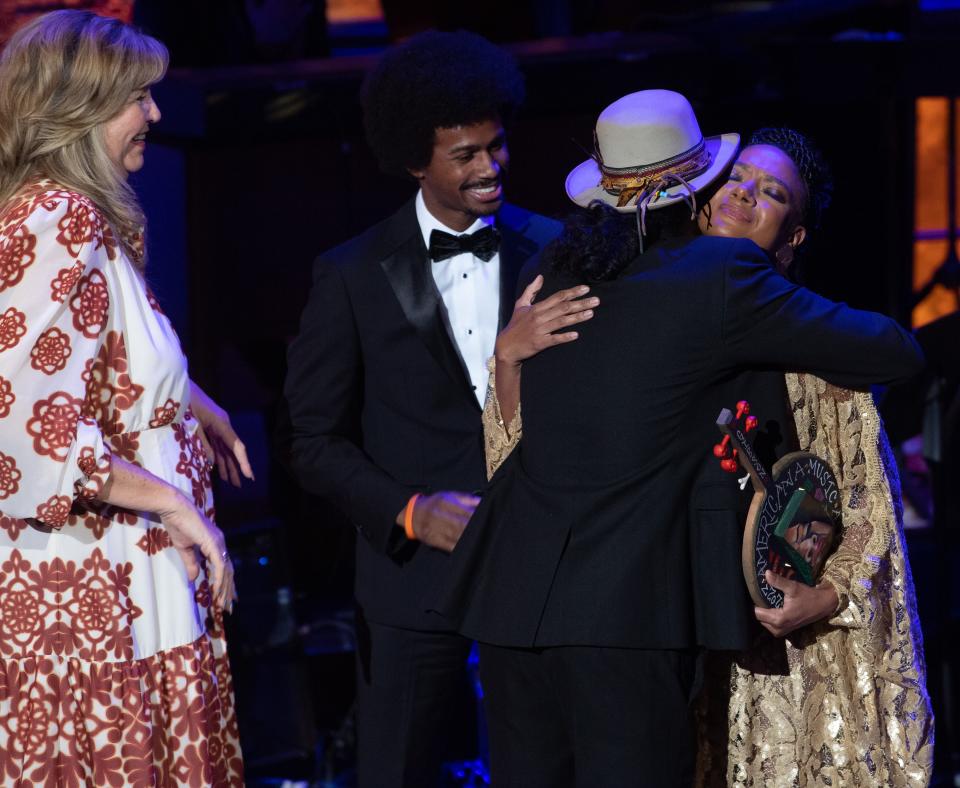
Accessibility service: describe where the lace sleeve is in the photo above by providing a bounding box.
[482,356,522,480]
[785,373,895,630]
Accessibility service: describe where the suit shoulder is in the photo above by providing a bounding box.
[498,203,563,244]
[316,200,419,272]
[675,235,769,271]
[680,234,759,255]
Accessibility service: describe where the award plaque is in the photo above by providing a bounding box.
[714,402,841,608]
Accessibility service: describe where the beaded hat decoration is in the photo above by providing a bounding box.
[565,89,739,214]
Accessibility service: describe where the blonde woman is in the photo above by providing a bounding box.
[0,11,244,785]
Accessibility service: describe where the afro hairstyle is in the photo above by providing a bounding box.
[360,30,525,177]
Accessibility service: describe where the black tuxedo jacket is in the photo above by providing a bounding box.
[430,235,924,649]
[688,367,796,650]
[283,198,562,630]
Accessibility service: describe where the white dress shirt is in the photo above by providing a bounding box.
[416,190,500,408]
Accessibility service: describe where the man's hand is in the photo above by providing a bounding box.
[396,491,480,552]
[495,275,598,367]
[754,570,839,638]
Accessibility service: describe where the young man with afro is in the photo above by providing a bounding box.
[282,30,562,787]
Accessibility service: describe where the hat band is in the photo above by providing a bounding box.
[598,138,713,209]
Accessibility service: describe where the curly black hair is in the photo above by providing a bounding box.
[548,200,693,283]
[360,31,525,177]
[747,127,833,232]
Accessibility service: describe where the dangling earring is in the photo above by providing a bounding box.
[774,244,794,275]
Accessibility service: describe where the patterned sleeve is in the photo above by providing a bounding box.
[786,373,896,630]
[482,356,523,480]
[0,190,115,528]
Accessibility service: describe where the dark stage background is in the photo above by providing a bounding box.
[5,1,959,785]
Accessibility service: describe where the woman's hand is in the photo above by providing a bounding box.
[494,275,598,368]
[99,457,237,612]
[158,490,237,613]
[190,380,254,487]
[492,276,598,427]
[754,570,839,638]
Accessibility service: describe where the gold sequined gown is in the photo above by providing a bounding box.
[695,373,933,787]
[481,361,934,787]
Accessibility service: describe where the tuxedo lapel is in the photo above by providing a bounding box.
[379,202,552,406]
[379,226,477,404]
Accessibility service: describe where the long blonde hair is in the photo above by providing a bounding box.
[0,10,168,268]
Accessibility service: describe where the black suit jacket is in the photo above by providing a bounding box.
[429,235,924,648]
[283,198,562,630]
[688,368,796,650]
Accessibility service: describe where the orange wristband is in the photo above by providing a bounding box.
[403,493,421,541]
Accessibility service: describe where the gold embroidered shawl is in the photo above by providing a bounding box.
[481,362,934,786]
[695,373,934,787]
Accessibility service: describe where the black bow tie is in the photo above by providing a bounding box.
[428,226,501,263]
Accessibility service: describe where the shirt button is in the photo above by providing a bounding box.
[468,329,473,335]
[462,273,468,279]
[472,385,477,390]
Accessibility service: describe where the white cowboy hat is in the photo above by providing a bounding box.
[565,89,739,213]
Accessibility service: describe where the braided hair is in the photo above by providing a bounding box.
[747,127,833,232]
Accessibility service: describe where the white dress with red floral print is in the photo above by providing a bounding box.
[0,183,243,787]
